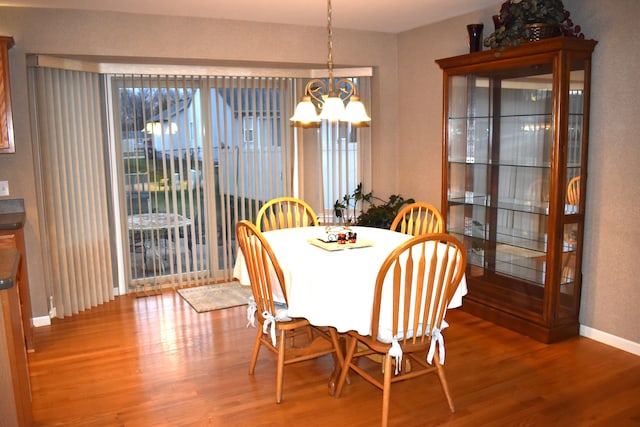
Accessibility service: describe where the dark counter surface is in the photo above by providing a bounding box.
[0,248,20,290]
[0,199,26,230]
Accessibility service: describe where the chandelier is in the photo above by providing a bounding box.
[290,0,371,128]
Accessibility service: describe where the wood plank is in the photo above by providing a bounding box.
[29,290,640,426]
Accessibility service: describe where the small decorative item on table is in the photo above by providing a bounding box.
[308,235,373,252]
[325,225,350,242]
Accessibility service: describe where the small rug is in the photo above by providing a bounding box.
[177,282,252,313]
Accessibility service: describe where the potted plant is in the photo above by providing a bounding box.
[334,183,415,229]
[484,0,585,50]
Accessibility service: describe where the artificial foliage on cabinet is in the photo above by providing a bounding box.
[436,37,597,343]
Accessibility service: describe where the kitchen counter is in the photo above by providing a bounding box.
[0,197,33,351]
[0,212,26,230]
[0,198,26,230]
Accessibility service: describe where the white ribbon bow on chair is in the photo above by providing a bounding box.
[261,308,291,347]
[427,320,449,365]
[262,311,278,346]
[389,338,403,376]
[246,300,257,328]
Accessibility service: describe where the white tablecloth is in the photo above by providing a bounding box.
[233,226,467,337]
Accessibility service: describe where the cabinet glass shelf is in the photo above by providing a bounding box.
[448,196,549,215]
[448,112,583,120]
[449,159,583,169]
[449,159,553,167]
[466,246,546,285]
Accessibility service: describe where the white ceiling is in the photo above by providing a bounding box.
[2,0,499,33]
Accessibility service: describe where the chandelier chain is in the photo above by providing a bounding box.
[327,0,334,90]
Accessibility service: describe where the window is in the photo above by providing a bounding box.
[242,116,254,145]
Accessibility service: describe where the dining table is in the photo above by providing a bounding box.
[233,224,467,345]
[128,212,192,273]
[127,212,191,232]
[233,225,468,394]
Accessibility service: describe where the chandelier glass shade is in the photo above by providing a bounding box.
[290,0,371,128]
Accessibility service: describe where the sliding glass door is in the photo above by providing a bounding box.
[112,75,296,291]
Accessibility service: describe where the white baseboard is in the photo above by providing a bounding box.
[32,315,51,327]
[580,324,640,356]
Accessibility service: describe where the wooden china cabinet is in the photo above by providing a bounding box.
[0,35,15,154]
[436,37,597,343]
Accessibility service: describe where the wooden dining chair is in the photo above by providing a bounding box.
[334,233,467,427]
[235,220,342,403]
[562,176,581,280]
[567,175,581,207]
[390,202,444,236]
[564,175,581,245]
[255,197,319,232]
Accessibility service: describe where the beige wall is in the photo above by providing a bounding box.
[397,0,640,345]
[1,1,639,347]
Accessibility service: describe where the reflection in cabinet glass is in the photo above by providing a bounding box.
[437,37,596,343]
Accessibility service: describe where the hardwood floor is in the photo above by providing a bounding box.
[28,290,640,426]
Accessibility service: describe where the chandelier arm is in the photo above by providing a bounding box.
[334,78,357,101]
[305,79,328,108]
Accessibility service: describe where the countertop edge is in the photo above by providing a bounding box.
[0,212,26,230]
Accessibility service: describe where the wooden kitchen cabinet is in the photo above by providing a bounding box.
[0,35,15,154]
[0,213,34,351]
[0,249,32,427]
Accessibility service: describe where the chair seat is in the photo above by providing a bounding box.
[354,332,432,355]
[375,322,446,344]
[356,331,431,353]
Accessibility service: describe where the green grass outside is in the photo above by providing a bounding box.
[124,156,258,224]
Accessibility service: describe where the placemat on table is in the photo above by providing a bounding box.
[307,238,374,252]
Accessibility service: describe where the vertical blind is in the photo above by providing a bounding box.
[301,77,372,225]
[115,74,209,291]
[29,67,114,317]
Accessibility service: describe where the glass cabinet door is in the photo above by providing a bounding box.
[558,64,588,320]
[447,64,556,289]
